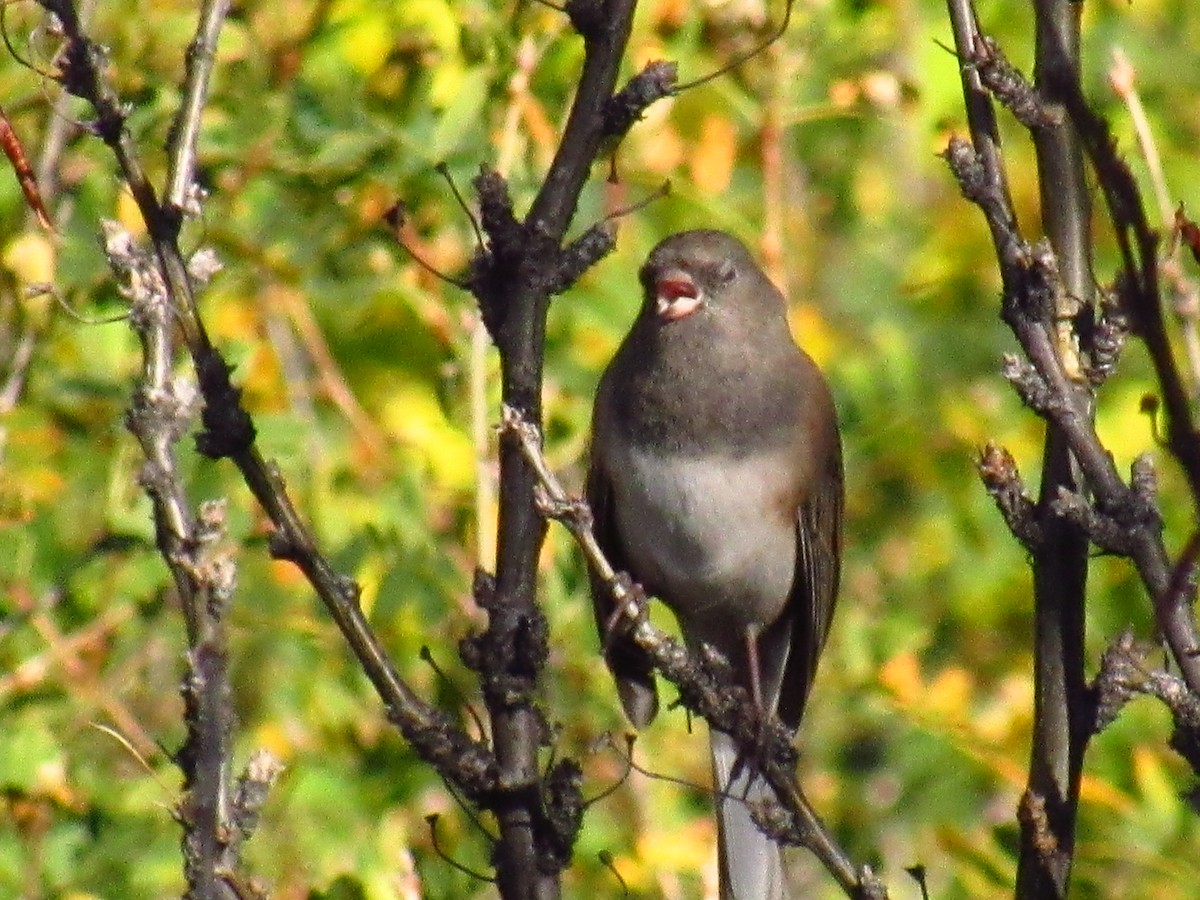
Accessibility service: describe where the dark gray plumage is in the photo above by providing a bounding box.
[587,230,843,900]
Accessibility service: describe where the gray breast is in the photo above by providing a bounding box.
[607,442,797,637]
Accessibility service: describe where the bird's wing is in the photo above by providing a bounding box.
[775,434,843,730]
[585,419,659,729]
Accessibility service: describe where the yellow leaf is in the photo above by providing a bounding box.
[380,383,474,492]
[356,551,386,619]
[328,2,393,75]
[1132,744,1182,822]
[116,190,147,236]
[1079,772,1134,813]
[927,665,973,719]
[517,93,558,157]
[250,721,298,762]
[689,113,737,195]
[396,0,460,55]
[638,816,712,871]
[2,231,56,286]
[974,672,1032,742]
[789,302,836,368]
[879,651,922,706]
[854,159,892,221]
[430,67,489,157]
[239,343,286,411]
[648,0,688,28]
[1096,384,1156,466]
[34,758,77,808]
[269,558,307,589]
[639,122,685,175]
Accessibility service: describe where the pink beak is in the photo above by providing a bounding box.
[654,271,703,321]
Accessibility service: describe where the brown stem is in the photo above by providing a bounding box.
[1013,1,1093,895]
[478,4,638,895]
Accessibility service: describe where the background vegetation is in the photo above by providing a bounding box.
[2,0,1199,897]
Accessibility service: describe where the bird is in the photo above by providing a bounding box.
[586,229,843,900]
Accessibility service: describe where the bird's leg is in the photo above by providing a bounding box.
[601,572,648,655]
[744,626,765,715]
[724,626,772,801]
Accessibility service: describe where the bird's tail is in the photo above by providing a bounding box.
[710,728,788,900]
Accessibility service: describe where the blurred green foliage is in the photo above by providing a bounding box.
[2,0,1199,897]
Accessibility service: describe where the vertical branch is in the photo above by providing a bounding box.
[108,2,240,892]
[145,0,244,890]
[473,5,638,896]
[760,41,786,290]
[1017,3,1093,895]
[945,0,1098,894]
[111,219,238,900]
[470,37,540,572]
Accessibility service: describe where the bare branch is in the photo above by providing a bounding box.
[963,34,1062,130]
[1094,632,1200,776]
[111,213,239,898]
[165,0,231,216]
[977,443,1042,552]
[941,16,1200,692]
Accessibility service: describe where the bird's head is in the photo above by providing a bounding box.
[638,229,779,325]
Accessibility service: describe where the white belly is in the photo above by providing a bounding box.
[607,444,797,632]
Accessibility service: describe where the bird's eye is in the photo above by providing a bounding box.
[715,260,737,285]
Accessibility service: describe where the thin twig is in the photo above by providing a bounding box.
[673,0,795,93]
[1109,48,1200,392]
[165,0,231,215]
[0,104,53,228]
[1107,49,1172,226]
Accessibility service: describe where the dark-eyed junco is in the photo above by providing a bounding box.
[587,229,843,900]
